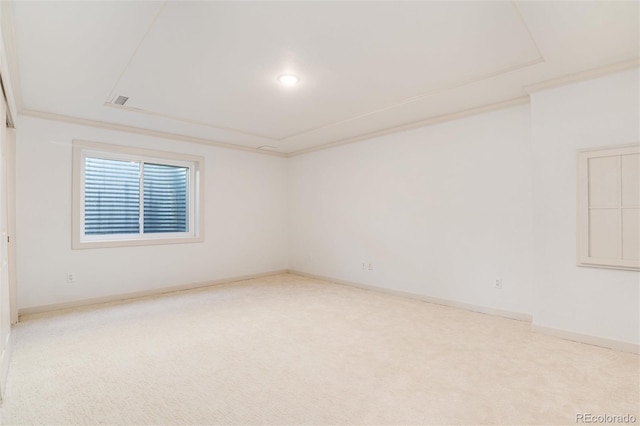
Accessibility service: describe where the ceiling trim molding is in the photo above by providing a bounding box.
[278,57,544,143]
[104,102,275,141]
[20,109,287,158]
[103,0,279,142]
[104,1,544,144]
[106,57,544,145]
[19,56,637,159]
[21,96,531,158]
[524,58,640,94]
[288,95,531,157]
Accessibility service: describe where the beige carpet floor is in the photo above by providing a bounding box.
[0,273,638,425]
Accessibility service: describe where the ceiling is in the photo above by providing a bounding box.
[8,1,640,155]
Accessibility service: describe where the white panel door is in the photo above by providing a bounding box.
[0,96,10,402]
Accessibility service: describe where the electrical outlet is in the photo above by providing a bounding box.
[361,261,367,270]
[494,278,502,289]
[368,262,373,271]
[67,273,76,284]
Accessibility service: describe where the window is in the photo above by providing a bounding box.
[73,140,204,248]
[577,144,639,270]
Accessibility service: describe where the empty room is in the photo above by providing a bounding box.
[0,0,637,424]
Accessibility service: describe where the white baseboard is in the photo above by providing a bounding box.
[291,270,640,353]
[532,324,639,354]
[18,269,288,318]
[288,269,532,322]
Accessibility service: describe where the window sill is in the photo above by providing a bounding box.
[72,235,204,250]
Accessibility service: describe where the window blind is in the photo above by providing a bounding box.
[143,163,188,233]
[84,157,140,235]
[84,158,189,236]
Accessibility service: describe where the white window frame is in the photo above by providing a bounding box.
[577,143,639,271]
[72,140,204,249]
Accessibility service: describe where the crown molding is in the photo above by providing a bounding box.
[278,1,543,142]
[102,57,544,146]
[102,55,543,148]
[101,0,544,144]
[20,109,287,158]
[278,57,543,143]
[104,102,274,141]
[288,95,530,157]
[524,58,639,94]
[18,58,638,159]
[22,96,531,159]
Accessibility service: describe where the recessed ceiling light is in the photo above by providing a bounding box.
[278,74,300,87]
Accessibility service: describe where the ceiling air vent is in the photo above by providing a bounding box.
[113,95,129,106]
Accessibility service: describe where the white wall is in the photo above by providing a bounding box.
[15,116,288,310]
[288,105,534,316]
[530,69,639,345]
